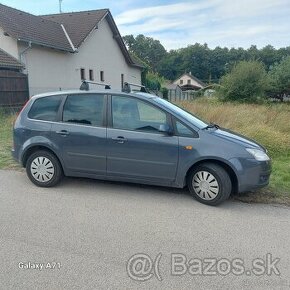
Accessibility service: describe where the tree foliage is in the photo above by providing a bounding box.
[218,61,269,103]
[268,56,290,93]
[123,34,290,83]
[123,34,167,72]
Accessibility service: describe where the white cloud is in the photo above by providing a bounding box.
[115,1,216,25]
[115,0,290,50]
[214,0,290,19]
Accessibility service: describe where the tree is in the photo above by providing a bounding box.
[268,56,290,94]
[123,34,167,72]
[180,43,211,81]
[259,45,281,70]
[158,49,183,80]
[218,61,269,103]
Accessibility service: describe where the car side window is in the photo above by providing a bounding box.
[175,120,196,137]
[112,95,167,133]
[28,96,63,121]
[63,94,104,126]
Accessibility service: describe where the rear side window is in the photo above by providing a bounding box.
[28,96,62,121]
[63,94,105,126]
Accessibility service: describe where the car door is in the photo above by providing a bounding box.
[106,94,179,184]
[51,93,107,176]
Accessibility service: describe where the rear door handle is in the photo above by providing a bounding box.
[56,130,70,136]
[112,136,127,143]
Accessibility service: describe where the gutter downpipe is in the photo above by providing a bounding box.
[19,41,32,65]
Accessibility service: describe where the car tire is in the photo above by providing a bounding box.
[188,163,232,206]
[26,150,63,187]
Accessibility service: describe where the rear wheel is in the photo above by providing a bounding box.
[26,150,63,187]
[188,163,232,206]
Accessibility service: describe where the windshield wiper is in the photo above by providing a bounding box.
[202,123,220,130]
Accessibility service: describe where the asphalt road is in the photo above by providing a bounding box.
[0,170,289,290]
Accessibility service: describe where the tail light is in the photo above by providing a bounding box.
[13,100,29,127]
[17,100,29,116]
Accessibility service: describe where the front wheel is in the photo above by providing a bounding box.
[26,150,63,187]
[188,163,232,206]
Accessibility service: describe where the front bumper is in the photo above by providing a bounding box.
[229,158,271,193]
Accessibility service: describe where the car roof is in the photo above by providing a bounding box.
[31,90,158,101]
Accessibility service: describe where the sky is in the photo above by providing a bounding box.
[1,0,290,50]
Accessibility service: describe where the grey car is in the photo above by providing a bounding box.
[12,88,271,205]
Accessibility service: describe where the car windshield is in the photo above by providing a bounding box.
[154,97,208,129]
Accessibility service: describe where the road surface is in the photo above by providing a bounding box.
[0,170,289,289]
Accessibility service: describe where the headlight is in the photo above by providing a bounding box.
[246,148,270,161]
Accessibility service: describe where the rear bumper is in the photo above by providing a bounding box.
[11,148,21,165]
[229,158,271,193]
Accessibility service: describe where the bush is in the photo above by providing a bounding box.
[161,87,169,99]
[268,56,290,94]
[218,61,269,103]
[144,71,166,91]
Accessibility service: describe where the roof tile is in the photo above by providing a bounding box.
[42,9,108,48]
[0,48,23,69]
[0,3,72,51]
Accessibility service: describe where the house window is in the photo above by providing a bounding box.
[180,79,183,85]
[80,68,86,80]
[187,79,191,84]
[121,74,124,89]
[89,69,94,81]
[100,71,104,82]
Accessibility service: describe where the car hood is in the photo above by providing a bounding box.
[209,128,265,151]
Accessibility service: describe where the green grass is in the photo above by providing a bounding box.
[177,97,290,204]
[0,113,19,169]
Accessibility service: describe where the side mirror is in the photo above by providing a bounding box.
[159,124,173,135]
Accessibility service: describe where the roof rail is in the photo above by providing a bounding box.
[80,80,111,91]
[122,82,149,93]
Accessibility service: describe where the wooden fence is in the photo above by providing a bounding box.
[0,70,29,108]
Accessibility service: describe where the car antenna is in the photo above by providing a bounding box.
[80,80,111,91]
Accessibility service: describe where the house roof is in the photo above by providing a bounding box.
[174,73,206,87]
[41,9,108,48]
[42,10,142,68]
[0,4,142,68]
[0,3,73,52]
[0,48,23,69]
[164,83,181,90]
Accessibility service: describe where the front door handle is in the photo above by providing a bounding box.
[112,136,127,144]
[56,130,70,136]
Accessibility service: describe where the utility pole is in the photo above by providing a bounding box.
[59,0,63,13]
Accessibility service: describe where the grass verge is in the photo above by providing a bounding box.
[0,113,19,169]
[178,97,290,205]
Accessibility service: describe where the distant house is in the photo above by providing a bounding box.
[173,72,205,91]
[0,4,142,96]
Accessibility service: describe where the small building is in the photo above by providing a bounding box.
[173,72,205,91]
[164,83,183,101]
[0,3,142,97]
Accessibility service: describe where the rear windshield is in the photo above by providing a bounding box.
[28,96,63,121]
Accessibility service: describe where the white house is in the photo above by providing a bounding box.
[0,4,142,96]
[173,72,205,91]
